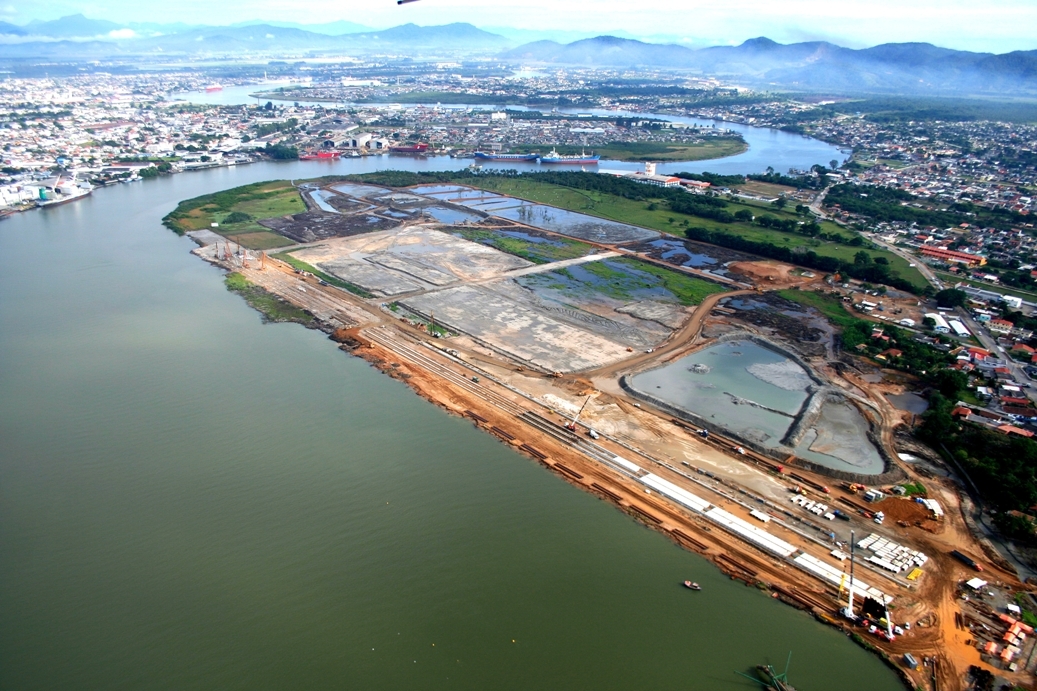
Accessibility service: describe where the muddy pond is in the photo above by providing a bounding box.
[630,339,885,474]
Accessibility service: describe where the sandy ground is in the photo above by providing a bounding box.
[728,261,821,289]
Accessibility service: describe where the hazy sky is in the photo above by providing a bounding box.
[5,0,1035,53]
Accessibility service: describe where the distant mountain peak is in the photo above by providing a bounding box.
[741,36,779,49]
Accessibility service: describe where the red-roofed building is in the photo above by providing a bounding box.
[920,246,986,267]
[998,425,1035,438]
[989,319,1014,335]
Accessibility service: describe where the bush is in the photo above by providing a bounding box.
[223,211,254,224]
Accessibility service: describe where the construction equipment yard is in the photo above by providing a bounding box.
[184,178,1035,691]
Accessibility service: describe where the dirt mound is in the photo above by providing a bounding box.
[728,261,818,288]
[874,496,936,524]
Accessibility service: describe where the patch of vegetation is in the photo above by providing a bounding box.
[827,183,1027,232]
[551,137,746,162]
[224,272,313,325]
[898,482,927,496]
[272,252,374,298]
[919,393,1037,516]
[450,227,594,264]
[545,257,725,306]
[615,258,727,306]
[777,289,860,329]
[162,181,304,235]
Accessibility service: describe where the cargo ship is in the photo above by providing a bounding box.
[35,177,93,208]
[539,148,600,164]
[388,143,429,154]
[299,151,342,161]
[205,84,224,92]
[473,151,539,162]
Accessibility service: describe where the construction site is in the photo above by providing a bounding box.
[185,178,1036,691]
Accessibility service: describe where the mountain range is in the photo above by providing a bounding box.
[503,35,1037,96]
[0,19,507,57]
[1,15,1035,97]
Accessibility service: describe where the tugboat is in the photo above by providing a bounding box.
[683,580,702,590]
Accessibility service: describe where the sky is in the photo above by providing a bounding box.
[4,0,1036,53]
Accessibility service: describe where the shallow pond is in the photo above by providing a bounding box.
[424,206,483,224]
[492,204,658,244]
[644,238,719,268]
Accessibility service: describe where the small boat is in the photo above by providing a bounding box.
[683,580,702,590]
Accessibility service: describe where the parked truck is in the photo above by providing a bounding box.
[950,549,984,571]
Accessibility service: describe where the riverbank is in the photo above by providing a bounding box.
[192,218,1001,690]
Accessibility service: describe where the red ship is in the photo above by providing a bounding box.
[299,151,342,160]
[388,143,429,154]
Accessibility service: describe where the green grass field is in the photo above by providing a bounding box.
[460,177,928,291]
[162,181,305,250]
[777,289,862,329]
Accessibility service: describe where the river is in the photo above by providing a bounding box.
[173,87,845,176]
[0,161,903,690]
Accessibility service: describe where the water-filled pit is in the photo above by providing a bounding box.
[630,339,885,474]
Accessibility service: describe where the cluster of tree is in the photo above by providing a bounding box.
[754,213,822,237]
[827,183,1026,231]
[222,211,254,224]
[841,319,956,378]
[674,171,745,187]
[919,393,1037,516]
[683,226,926,294]
[263,143,299,160]
[747,172,822,189]
[934,287,968,308]
[254,118,299,138]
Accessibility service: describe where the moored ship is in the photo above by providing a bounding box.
[388,143,430,154]
[299,151,342,161]
[35,177,93,208]
[539,148,600,164]
[473,151,539,161]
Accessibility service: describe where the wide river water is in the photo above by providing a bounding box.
[173,86,846,176]
[0,156,902,690]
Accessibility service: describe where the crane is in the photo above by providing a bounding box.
[565,394,594,432]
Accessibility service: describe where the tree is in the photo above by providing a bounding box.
[935,288,967,308]
[734,209,754,222]
[929,369,968,399]
[830,159,839,170]
[774,197,787,209]
[853,251,872,267]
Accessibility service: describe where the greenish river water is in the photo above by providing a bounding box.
[0,163,903,691]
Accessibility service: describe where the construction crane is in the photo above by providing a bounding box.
[565,394,594,431]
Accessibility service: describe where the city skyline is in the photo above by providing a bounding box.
[2,0,1035,54]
